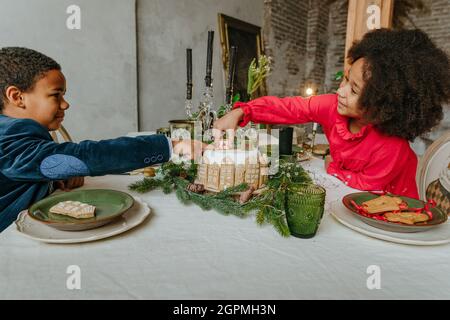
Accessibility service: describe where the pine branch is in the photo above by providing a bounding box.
[213,183,249,199]
[256,209,265,225]
[128,177,164,193]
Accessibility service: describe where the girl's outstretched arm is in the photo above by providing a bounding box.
[234,94,337,128]
[213,94,337,142]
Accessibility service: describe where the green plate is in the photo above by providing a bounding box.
[342,192,447,233]
[28,189,135,231]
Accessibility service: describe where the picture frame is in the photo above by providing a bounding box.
[218,13,267,101]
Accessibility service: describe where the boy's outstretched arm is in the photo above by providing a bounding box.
[0,118,175,182]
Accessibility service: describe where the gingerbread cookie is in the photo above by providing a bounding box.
[362,195,405,214]
[384,212,430,225]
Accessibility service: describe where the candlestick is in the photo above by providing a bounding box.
[195,30,217,131]
[186,48,193,100]
[225,46,237,106]
[185,48,194,117]
[205,30,214,87]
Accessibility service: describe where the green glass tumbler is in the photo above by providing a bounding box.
[285,184,326,238]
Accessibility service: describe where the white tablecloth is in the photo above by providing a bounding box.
[1,158,449,299]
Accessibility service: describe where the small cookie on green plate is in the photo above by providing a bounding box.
[49,201,96,219]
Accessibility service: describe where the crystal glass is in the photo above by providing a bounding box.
[285,184,326,238]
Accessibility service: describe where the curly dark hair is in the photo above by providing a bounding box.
[0,47,60,110]
[347,28,450,141]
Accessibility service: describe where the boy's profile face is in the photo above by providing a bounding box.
[6,69,69,131]
[336,58,366,120]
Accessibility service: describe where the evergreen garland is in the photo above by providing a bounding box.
[128,159,312,237]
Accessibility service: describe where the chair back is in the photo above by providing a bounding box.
[416,130,450,200]
[50,125,72,143]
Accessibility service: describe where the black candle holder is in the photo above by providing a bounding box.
[278,126,294,156]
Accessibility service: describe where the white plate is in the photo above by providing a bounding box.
[330,200,450,246]
[15,196,151,244]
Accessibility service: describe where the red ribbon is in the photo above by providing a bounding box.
[350,199,368,215]
[411,199,436,220]
[369,190,387,196]
[350,200,387,221]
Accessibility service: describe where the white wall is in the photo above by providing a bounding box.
[137,0,265,131]
[0,0,264,140]
[0,0,138,141]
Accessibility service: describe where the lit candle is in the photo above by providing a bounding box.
[186,48,193,100]
[225,46,237,104]
[205,30,214,87]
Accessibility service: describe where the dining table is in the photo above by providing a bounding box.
[1,157,449,300]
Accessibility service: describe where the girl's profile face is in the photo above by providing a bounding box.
[21,69,70,131]
[336,58,366,119]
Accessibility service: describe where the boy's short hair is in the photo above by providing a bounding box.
[348,28,450,141]
[0,47,61,110]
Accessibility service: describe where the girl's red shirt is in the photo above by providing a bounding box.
[234,94,419,199]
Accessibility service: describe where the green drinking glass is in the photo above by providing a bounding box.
[285,184,326,238]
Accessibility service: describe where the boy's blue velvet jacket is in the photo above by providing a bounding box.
[0,115,171,232]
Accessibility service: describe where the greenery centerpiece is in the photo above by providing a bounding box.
[128,158,312,237]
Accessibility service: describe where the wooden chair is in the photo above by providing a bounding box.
[50,125,73,143]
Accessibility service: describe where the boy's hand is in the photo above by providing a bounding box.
[172,139,206,161]
[55,177,84,191]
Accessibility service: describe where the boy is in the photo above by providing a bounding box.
[0,47,198,232]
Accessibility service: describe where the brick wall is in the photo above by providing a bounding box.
[324,0,348,93]
[305,0,330,92]
[401,0,450,54]
[263,0,346,96]
[263,0,309,96]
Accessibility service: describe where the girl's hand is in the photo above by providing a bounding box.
[324,155,333,171]
[55,177,84,191]
[212,108,244,147]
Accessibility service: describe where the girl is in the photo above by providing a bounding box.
[213,29,450,199]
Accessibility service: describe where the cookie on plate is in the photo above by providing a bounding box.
[362,195,404,214]
[384,211,429,225]
[49,201,96,219]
